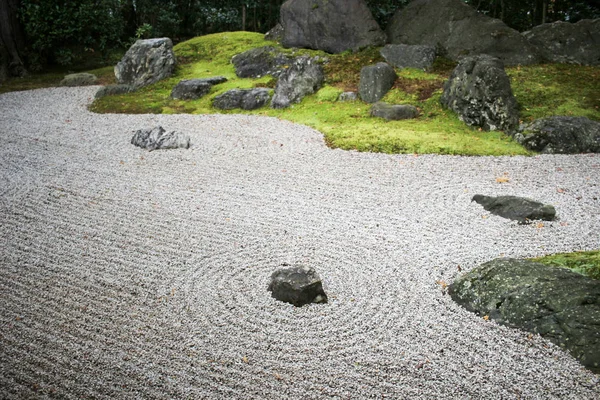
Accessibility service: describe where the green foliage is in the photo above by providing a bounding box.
[20,0,124,68]
[532,250,600,280]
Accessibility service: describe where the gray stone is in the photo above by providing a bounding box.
[380,44,436,71]
[472,194,556,223]
[231,46,291,78]
[115,38,176,89]
[339,92,358,102]
[440,55,519,132]
[60,73,98,87]
[271,56,324,109]
[524,19,600,65]
[449,258,600,374]
[94,84,134,99]
[515,116,600,154]
[280,0,386,54]
[265,23,284,42]
[213,88,271,110]
[370,102,419,120]
[386,0,541,66]
[131,126,190,151]
[359,63,397,104]
[268,264,328,307]
[171,77,227,100]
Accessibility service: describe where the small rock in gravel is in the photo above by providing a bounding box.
[60,73,98,87]
[472,194,556,222]
[131,126,190,151]
[268,264,328,307]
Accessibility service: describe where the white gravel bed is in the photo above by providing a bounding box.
[1,86,599,399]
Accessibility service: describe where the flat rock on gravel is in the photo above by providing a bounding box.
[0,86,599,399]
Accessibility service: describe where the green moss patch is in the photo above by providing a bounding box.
[532,250,600,280]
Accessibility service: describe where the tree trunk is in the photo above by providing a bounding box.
[242,4,246,31]
[0,0,27,77]
[542,0,547,24]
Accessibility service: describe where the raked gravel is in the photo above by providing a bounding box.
[1,86,599,399]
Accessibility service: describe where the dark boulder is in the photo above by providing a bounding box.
[524,19,600,65]
[115,38,176,89]
[380,44,436,71]
[60,73,98,87]
[170,77,227,100]
[386,0,541,66]
[370,102,419,120]
[440,55,519,132]
[268,264,328,307]
[231,46,291,78]
[131,126,190,151]
[515,116,600,154]
[271,56,324,109]
[280,0,386,54]
[265,23,284,42]
[472,194,556,223]
[359,62,397,104]
[95,84,134,99]
[449,258,600,373]
[213,88,271,110]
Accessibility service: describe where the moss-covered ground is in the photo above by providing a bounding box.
[532,250,600,280]
[3,31,599,155]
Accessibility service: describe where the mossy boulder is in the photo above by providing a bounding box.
[95,84,134,99]
[370,102,419,121]
[170,77,227,100]
[449,258,600,373]
[231,46,291,78]
[213,88,271,110]
[359,62,397,104]
[472,194,556,223]
[271,56,324,109]
[515,116,600,154]
[115,38,176,89]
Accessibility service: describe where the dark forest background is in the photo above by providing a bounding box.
[1,0,599,79]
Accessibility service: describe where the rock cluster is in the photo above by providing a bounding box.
[131,126,190,151]
[472,194,556,223]
[440,55,519,132]
[268,264,328,307]
[115,38,176,89]
[450,258,600,374]
[280,0,386,54]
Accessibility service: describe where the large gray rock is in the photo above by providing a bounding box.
[231,46,291,78]
[170,77,227,100]
[387,0,541,66]
[515,116,600,154]
[472,194,556,223]
[280,0,386,54]
[524,19,600,65]
[449,258,600,374]
[115,38,176,89]
[370,102,419,120]
[440,55,519,132]
[213,88,271,110]
[271,56,324,109]
[131,126,190,151]
[380,44,436,71]
[359,63,397,104]
[60,73,98,87]
[268,264,328,307]
[95,84,134,99]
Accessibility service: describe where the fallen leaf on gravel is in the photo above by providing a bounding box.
[435,280,448,289]
[557,188,566,193]
[274,372,283,380]
[496,177,510,183]
[242,356,248,363]
[483,315,489,321]
[536,223,544,229]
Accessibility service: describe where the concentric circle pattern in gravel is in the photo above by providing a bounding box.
[1,86,599,399]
